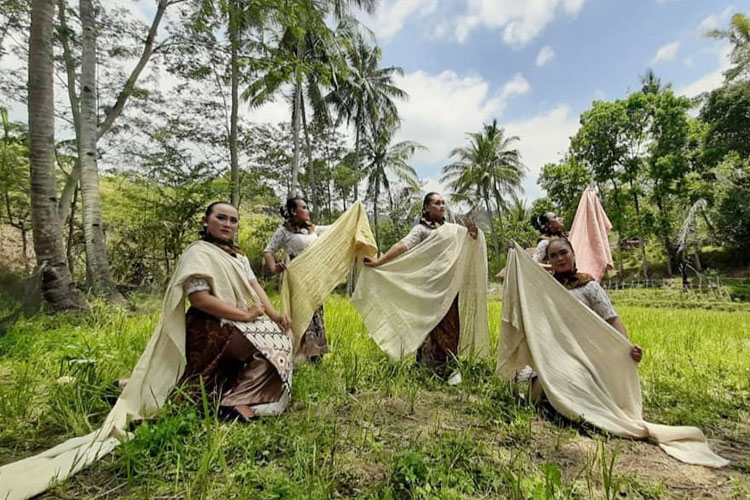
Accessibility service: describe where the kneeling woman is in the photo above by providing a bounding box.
[522,237,641,401]
[547,237,642,359]
[181,202,293,421]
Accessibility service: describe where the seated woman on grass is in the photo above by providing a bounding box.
[179,201,293,421]
[519,237,642,399]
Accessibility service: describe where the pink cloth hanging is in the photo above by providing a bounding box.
[568,188,613,280]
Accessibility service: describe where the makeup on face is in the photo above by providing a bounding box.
[205,204,239,242]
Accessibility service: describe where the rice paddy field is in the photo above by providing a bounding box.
[0,292,748,499]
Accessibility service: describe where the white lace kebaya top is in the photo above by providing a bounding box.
[264,225,331,258]
[399,224,436,250]
[568,281,618,321]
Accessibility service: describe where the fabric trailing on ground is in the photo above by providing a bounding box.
[0,241,275,499]
[497,243,729,468]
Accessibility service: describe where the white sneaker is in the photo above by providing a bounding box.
[446,370,462,386]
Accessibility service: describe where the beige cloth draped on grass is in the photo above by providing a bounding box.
[568,187,614,281]
[0,241,267,500]
[280,201,377,353]
[497,242,729,468]
[352,223,490,360]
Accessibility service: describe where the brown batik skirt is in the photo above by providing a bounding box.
[416,295,460,375]
[298,306,329,359]
[181,307,284,408]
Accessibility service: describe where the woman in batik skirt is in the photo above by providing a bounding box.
[264,197,331,361]
[363,192,477,377]
[180,201,293,421]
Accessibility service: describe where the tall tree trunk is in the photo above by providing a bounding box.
[493,188,506,250]
[288,36,304,198]
[628,180,649,277]
[654,193,673,275]
[19,222,28,272]
[28,0,86,310]
[346,113,363,296]
[353,107,362,201]
[373,178,380,254]
[483,196,499,258]
[324,135,333,220]
[56,0,82,226]
[229,0,240,206]
[301,96,315,211]
[290,79,302,197]
[58,0,168,222]
[67,183,78,276]
[80,0,123,303]
[609,178,625,277]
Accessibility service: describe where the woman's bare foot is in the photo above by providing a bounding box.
[233,404,257,420]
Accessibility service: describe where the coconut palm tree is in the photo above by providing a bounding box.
[441,119,526,257]
[706,12,750,82]
[244,20,352,203]
[28,0,86,310]
[244,1,375,199]
[327,36,407,199]
[362,119,423,249]
[79,0,125,303]
[639,68,671,95]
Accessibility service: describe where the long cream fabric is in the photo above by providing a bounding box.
[280,201,377,352]
[0,241,266,500]
[497,242,729,467]
[568,187,614,280]
[352,223,490,360]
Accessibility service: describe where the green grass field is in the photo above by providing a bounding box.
[0,295,748,499]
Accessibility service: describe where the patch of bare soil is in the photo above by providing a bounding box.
[350,389,749,499]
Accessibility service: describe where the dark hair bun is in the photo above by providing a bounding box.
[530,213,548,232]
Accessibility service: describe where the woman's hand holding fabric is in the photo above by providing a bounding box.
[631,345,643,363]
[244,303,265,322]
[463,218,478,239]
[269,310,292,332]
[363,256,380,267]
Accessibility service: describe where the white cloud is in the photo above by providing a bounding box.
[698,6,734,32]
[361,0,439,41]
[453,0,588,46]
[655,0,679,4]
[651,42,680,64]
[500,73,531,99]
[536,46,555,67]
[393,70,530,165]
[676,44,730,98]
[504,105,580,200]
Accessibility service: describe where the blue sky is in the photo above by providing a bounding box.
[3,0,746,203]
[352,0,748,201]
